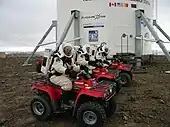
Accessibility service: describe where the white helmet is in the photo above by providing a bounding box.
[75,45,85,55]
[82,44,91,55]
[59,43,74,58]
[97,42,109,55]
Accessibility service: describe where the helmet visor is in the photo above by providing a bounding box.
[63,46,72,57]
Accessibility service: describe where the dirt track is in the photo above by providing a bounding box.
[0,56,170,127]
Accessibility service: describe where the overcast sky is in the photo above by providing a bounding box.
[0,0,170,51]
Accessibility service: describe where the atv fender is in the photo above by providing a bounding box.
[72,91,105,117]
[120,70,132,80]
[96,74,115,81]
[117,65,132,71]
[31,84,62,101]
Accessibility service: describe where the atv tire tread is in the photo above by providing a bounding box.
[76,102,106,127]
[120,72,132,87]
[105,98,117,117]
[31,95,52,121]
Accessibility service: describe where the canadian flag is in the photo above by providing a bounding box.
[109,2,116,7]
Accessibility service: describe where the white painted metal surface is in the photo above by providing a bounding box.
[57,0,156,55]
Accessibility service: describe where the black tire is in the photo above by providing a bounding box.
[36,63,41,73]
[30,95,52,121]
[119,72,132,87]
[105,98,117,117]
[77,102,106,127]
[115,81,121,93]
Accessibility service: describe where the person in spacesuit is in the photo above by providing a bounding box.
[49,43,80,91]
[82,44,91,61]
[95,42,111,66]
[74,44,97,67]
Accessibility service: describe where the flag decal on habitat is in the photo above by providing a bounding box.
[131,4,137,8]
[109,2,128,7]
[117,3,128,7]
[109,2,116,7]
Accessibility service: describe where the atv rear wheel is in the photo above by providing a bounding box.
[31,95,52,121]
[119,72,132,87]
[77,102,106,127]
[105,98,117,117]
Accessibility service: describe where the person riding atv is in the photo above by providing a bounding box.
[49,43,80,90]
[78,42,132,87]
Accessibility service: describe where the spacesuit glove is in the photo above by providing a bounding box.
[69,70,78,79]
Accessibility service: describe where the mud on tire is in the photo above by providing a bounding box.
[105,98,117,117]
[76,102,106,127]
[30,95,52,121]
[120,72,132,87]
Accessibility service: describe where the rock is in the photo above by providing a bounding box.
[160,99,165,104]
[125,123,128,126]
[139,112,144,116]
[0,118,7,125]
[123,115,128,121]
[135,116,142,123]
[167,103,170,107]
[160,118,164,121]
[129,96,136,101]
[148,115,153,118]
[152,96,161,99]
[1,80,5,84]
[152,107,156,112]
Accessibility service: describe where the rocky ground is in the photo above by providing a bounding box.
[0,56,170,127]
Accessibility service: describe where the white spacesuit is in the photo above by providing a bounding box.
[73,45,89,66]
[95,42,111,66]
[50,43,80,91]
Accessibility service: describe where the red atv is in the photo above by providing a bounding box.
[90,65,121,93]
[109,59,133,87]
[30,69,117,127]
[90,60,132,87]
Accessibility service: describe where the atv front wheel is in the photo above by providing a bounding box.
[31,95,52,121]
[119,72,132,87]
[105,98,117,117]
[77,102,106,127]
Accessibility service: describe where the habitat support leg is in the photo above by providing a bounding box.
[23,20,57,66]
[153,20,170,42]
[72,10,80,46]
[55,11,76,51]
[135,10,143,68]
[139,11,170,62]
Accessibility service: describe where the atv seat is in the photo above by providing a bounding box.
[48,81,80,90]
[48,82,61,89]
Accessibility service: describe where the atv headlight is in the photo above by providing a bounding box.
[109,88,112,93]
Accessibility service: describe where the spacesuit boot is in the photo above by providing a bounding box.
[60,91,74,109]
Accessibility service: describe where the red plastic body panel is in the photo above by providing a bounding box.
[92,67,115,80]
[111,62,131,71]
[31,81,62,101]
[31,79,108,102]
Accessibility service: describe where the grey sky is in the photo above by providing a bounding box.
[0,0,56,49]
[0,0,170,51]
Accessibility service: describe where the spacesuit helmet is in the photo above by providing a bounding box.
[98,42,109,55]
[82,44,91,55]
[62,43,74,58]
